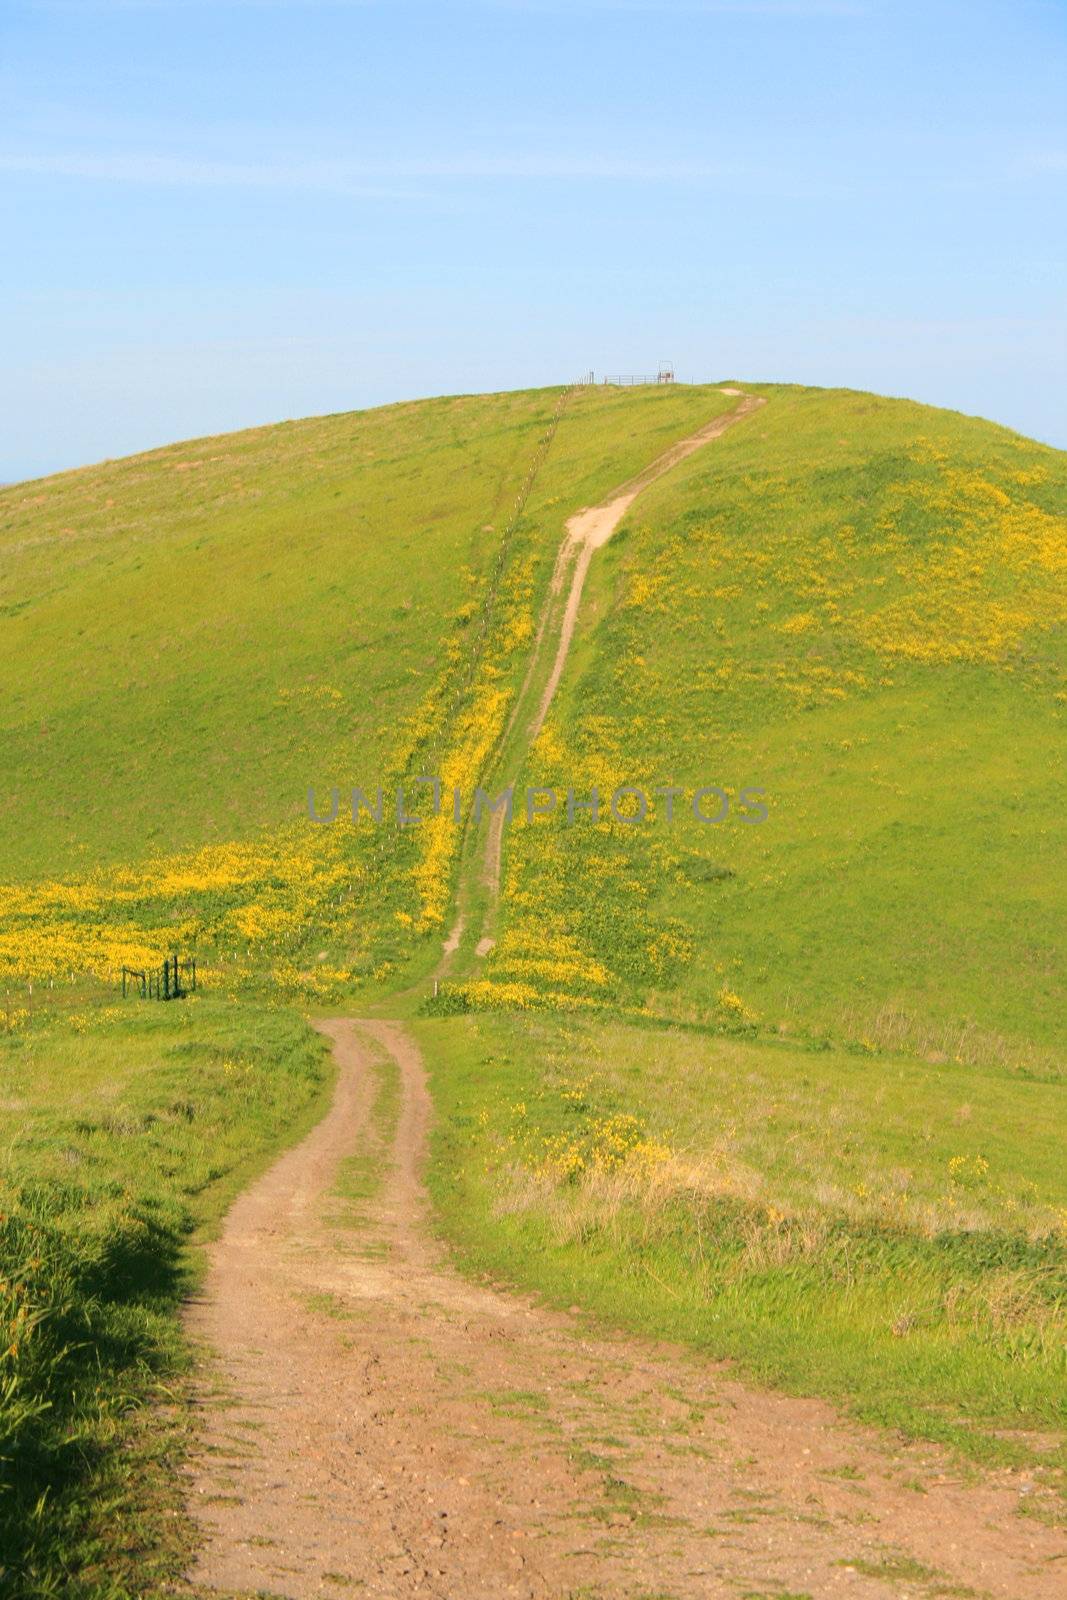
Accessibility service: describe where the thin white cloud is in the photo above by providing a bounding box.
[487,1,866,12]
[0,150,422,198]
[25,0,867,11]
[0,147,748,189]
[25,1,380,10]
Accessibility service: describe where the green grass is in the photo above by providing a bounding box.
[0,996,330,1596]
[405,387,1065,1492]
[417,1008,1066,1474]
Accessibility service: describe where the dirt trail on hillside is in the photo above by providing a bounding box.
[530,391,764,745]
[455,391,766,961]
[183,1020,1064,1599]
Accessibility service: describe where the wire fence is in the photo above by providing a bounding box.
[601,372,677,386]
[121,953,197,1001]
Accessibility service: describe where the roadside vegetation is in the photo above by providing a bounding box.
[420,1010,1065,1475]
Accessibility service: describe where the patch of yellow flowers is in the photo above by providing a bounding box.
[492,1084,673,1188]
[0,827,362,988]
[538,1112,672,1183]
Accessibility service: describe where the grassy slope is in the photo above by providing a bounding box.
[0,383,728,882]
[1,381,1064,1589]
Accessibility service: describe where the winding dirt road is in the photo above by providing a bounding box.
[183,1020,1064,1599]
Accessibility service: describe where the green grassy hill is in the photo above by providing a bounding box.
[1,380,1064,1591]
[5,380,1061,1046]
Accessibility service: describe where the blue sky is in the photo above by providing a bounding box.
[2,0,1065,479]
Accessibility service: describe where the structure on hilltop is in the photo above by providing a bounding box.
[601,363,676,385]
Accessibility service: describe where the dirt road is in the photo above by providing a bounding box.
[183,1020,1064,1598]
[458,390,766,961]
